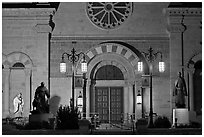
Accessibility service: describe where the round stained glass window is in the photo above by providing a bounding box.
[86,2,133,29]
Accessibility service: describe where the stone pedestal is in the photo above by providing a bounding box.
[78,119,90,130]
[172,108,189,127]
[29,113,54,123]
[136,118,148,130]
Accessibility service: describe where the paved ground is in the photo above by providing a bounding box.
[2,123,202,135]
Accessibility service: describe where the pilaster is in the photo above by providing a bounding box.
[3,69,11,118]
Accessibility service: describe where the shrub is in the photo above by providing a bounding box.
[154,116,171,128]
[56,105,79,129]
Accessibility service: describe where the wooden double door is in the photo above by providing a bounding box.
[95,87,123,123]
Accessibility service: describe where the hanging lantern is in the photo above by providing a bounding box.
[138,61,143,72]
[137,90,142,104]
[81,56,87,73]
[60,57,66,73]
[77,91,83,107]
[159,61,165,72]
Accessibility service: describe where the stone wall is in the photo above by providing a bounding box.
[2,7,56,117]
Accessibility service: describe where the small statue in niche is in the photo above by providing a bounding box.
[32,82,50,114]
[13,92,24,117]
[173,72,187,108]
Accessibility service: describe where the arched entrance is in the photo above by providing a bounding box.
[92,64,125,123]
[193,60,202,115]
[187,52,202,123]
[79,42,148,123]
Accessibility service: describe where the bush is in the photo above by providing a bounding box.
[154,116,171,128]
[177,121,201,128]
[56,105,79,129]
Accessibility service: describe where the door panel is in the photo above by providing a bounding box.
[95,87,123,123]
[95,87,109,123]
[110,87,123,123]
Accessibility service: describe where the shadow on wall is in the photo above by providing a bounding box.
[49,95,61,115]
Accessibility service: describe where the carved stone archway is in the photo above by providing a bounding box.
[76,42,147,120]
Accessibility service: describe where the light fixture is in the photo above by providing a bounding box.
[81,56,87,73]
[138,61,143,72]
[137,90,142,104]
[77,91,83,107]
[159,61,165,72]
[60,57,66,73]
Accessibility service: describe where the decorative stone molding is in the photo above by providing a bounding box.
[2,8,56,18]
[187,52,202,67]
[51,35,169,41]
[165,8,202,16]
[184,16,202,26]
[34,24,53,33]
[167,24,186,33]
[84,43,140,70]
[90,60,128,80]
[6,52,33,69]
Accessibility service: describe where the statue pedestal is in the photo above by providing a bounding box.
[29,113,54,123]
[172,108,189,127]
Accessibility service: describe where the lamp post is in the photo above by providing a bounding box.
[138,47,165,128]
[82,73,87,119]
[60,41,87,111]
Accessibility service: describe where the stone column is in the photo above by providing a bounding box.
[89,79,96,116]
[123,86,129,123]
[187,67,195,111]
[128,83,133,115]
[86,79,91,118]
[3,68,10,118]
[24,69,32,117]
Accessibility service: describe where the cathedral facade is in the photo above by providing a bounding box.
[2,2,202,125]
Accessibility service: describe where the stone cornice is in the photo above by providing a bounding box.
[165,8,202,16]
[51,35,169,42]
[2,8,56,18]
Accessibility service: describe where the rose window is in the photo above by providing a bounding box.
[86,2,133,29]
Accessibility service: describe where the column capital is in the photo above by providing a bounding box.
[24,69,32,76]
[2,68,11,73]
[186,67,195,74]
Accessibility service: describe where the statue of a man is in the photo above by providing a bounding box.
[33,82,50,113]
[173,72,187,108]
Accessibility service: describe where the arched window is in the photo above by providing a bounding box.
[95,65,124,80]
[12,62,25,68]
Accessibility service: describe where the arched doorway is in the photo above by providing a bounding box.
[187,53,202,124]
[193,60,202,115]
[80,42,148,123]
[93,65,124,123]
